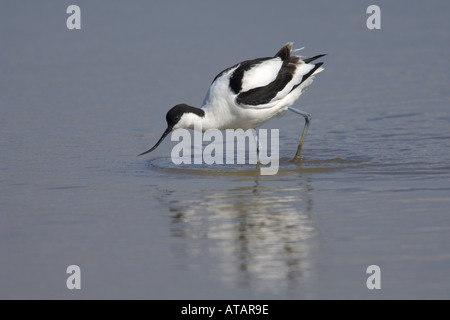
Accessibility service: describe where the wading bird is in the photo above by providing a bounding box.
[139,42,325,160]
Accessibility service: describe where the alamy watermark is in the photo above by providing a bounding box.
[366,5,381,30]
[66,265,81,290]
[170,121,279,175]
[366,265,381,290]
[67,5,381,31]
[66,5,81,30]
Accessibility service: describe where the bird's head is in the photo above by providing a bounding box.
[137,104,205,156]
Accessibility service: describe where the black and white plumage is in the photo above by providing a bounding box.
[139,42,325,159]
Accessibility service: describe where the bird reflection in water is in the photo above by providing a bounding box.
[160,176,315,293]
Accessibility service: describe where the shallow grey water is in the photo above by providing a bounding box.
[1,1,450,299]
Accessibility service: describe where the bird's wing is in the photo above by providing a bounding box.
[231,57,283,94]
[201,57,277,108]
[202,43,325,110]
[235,56,323,109]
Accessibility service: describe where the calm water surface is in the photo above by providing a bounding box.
[1,1,449,299]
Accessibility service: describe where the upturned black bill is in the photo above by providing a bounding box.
[137,127,172,156]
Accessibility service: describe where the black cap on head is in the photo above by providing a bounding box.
[166,104,205,128]
[137,104,205,157]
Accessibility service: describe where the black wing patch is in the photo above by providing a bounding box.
[228,57,272,94]
[213,44,325,106]
[235,57,298,106]
[303,54,327,64]
[211,57,272,91]
[289,62,323,93]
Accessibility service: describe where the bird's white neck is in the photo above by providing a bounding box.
[173,108,216,132]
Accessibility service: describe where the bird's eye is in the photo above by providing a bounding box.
[174,117,180,122]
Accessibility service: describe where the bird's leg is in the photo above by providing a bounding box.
[288,107,312,160]
[252,128,261,163]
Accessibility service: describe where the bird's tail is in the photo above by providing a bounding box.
[303,54,327,64]
[274,42,293,60]
[275,43,327,66]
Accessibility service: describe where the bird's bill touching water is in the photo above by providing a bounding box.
[137,126,172,156]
